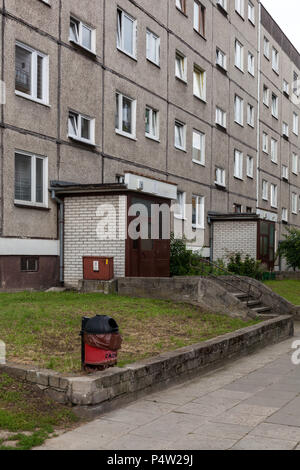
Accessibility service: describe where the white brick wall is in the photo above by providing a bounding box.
[213,220,257,262]
[64,195,127,287]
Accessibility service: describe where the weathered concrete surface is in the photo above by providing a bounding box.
[36,323,300,450]
[78,279,117,294]
[0,316,293,413]
[118,276,253,319]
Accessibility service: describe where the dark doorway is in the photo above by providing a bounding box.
[257,220,275,270]
[126,194,170,277]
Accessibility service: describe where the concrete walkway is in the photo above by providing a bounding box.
[37,323,300,450]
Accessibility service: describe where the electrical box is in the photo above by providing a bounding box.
[83,257,114,281]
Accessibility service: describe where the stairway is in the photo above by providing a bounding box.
[231,292,275,319]
[211,276,277,319]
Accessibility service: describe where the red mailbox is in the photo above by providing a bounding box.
[83,257,114,281]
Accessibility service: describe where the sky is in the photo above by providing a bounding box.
[261,0,300,53]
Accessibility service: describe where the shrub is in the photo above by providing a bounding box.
[277,227,300,271]
[227,253,263,279]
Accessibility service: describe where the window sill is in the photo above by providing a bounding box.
[234,120,244,128]
[234,176,244,181]
[247,123,255,129]
[216,63,227,75]
[193,94,206,104]
[69,136,96,147]
[117,46,137,62]
[115,129,137,141]
[216,3,228,17]
[175,6,188,17]
[215,123,227,133]
[193,29,206,41]
[235,11,245,21]
[145,134,160,143]
[69,39,97,57]
[146,58,160,69]
[283,135,289,141]
[192,225,205,230]
[175,76,188,85]
[272,114,279,120]
[174,145,187,153]
[272,68,279,76]
[174,215,186,221]
[14,202,50,211]
[283,91,290,99]
[282,177,289,182]
[248,19,255,27]
[215,183,227,191]
[247,175,254,179]
[15,91,50,108]
[192,159,205,167]
[234,65,244,74]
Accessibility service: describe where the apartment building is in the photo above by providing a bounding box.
[0,0,299,289]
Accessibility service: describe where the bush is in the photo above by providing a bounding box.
[227,253,262,279]
[277,227,300,271]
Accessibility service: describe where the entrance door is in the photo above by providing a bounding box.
[126,195,170,277]
[257,220,275,270]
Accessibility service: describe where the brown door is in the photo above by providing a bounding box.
[126,194,170,277]
[257,220,275,270]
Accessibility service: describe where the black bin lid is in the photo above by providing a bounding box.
[84,315,119,334]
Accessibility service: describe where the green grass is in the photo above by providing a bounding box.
[0,291,260,373]
[265,279,300,305]
[0,373,78,450]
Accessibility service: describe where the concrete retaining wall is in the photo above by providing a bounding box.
[0,315,293,417]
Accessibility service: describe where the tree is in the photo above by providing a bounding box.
[278,227,300,271]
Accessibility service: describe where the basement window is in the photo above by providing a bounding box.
[21,257,39,272]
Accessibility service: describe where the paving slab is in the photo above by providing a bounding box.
[36,323,300,450]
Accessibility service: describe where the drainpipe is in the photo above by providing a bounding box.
[208,214,213,262]
[51,190,64,285]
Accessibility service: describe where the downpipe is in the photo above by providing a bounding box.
[51,190,64,285]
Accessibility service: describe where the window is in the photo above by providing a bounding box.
[292,153,298,175]
[216,107,226,128]
[271,138,278,163]
[248,52,255,76]
[235,0,244,17]
[216,48,227,70]
[215,167,225,187]
[176,0,186,13]
[145,106,159,140]
[68,111,95,144]
[283,122,289,137]
[234,150,243,180]
[192,130,205,165]
[115,93,136,138]
[262,132,268,153]
[248,1,255,24]
[193,66,206,101]
[263,37,270,59]
[293,113,299,135]
[271,93,278,118]
[117,8,136,58]
[69,17,95,53]
[14,152,47,207]
[194,1,206,37]
[246,155,254,178]
[272,48,279,73]
[292,193,298,214]
[293,72,299,97]
[234,204,242,213]
[262,180,268,201]
[234,95,244,126]
[246,207,253,214]
[175,51,187,82]
[263,85,269,107]
[282,208,288,222]
[247,104,254,127]
[21,257,39,272]
[175,120,186,150]
[192,195,205,228]
[270,184,278,208]
[146,29,160,66]
[235,40,244,71]
[15,42,49,104]
[174,191,186,219]
[283,80,289,95]
[282,164,288,180]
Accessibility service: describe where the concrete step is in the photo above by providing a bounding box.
[243,300,262,308]
[251,306,273,314]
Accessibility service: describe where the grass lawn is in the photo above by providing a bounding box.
[0,291,260,373]
[265,279,300,305]
[0,372,79,450]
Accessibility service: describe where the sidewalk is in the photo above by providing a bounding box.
[36,322,300,450]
